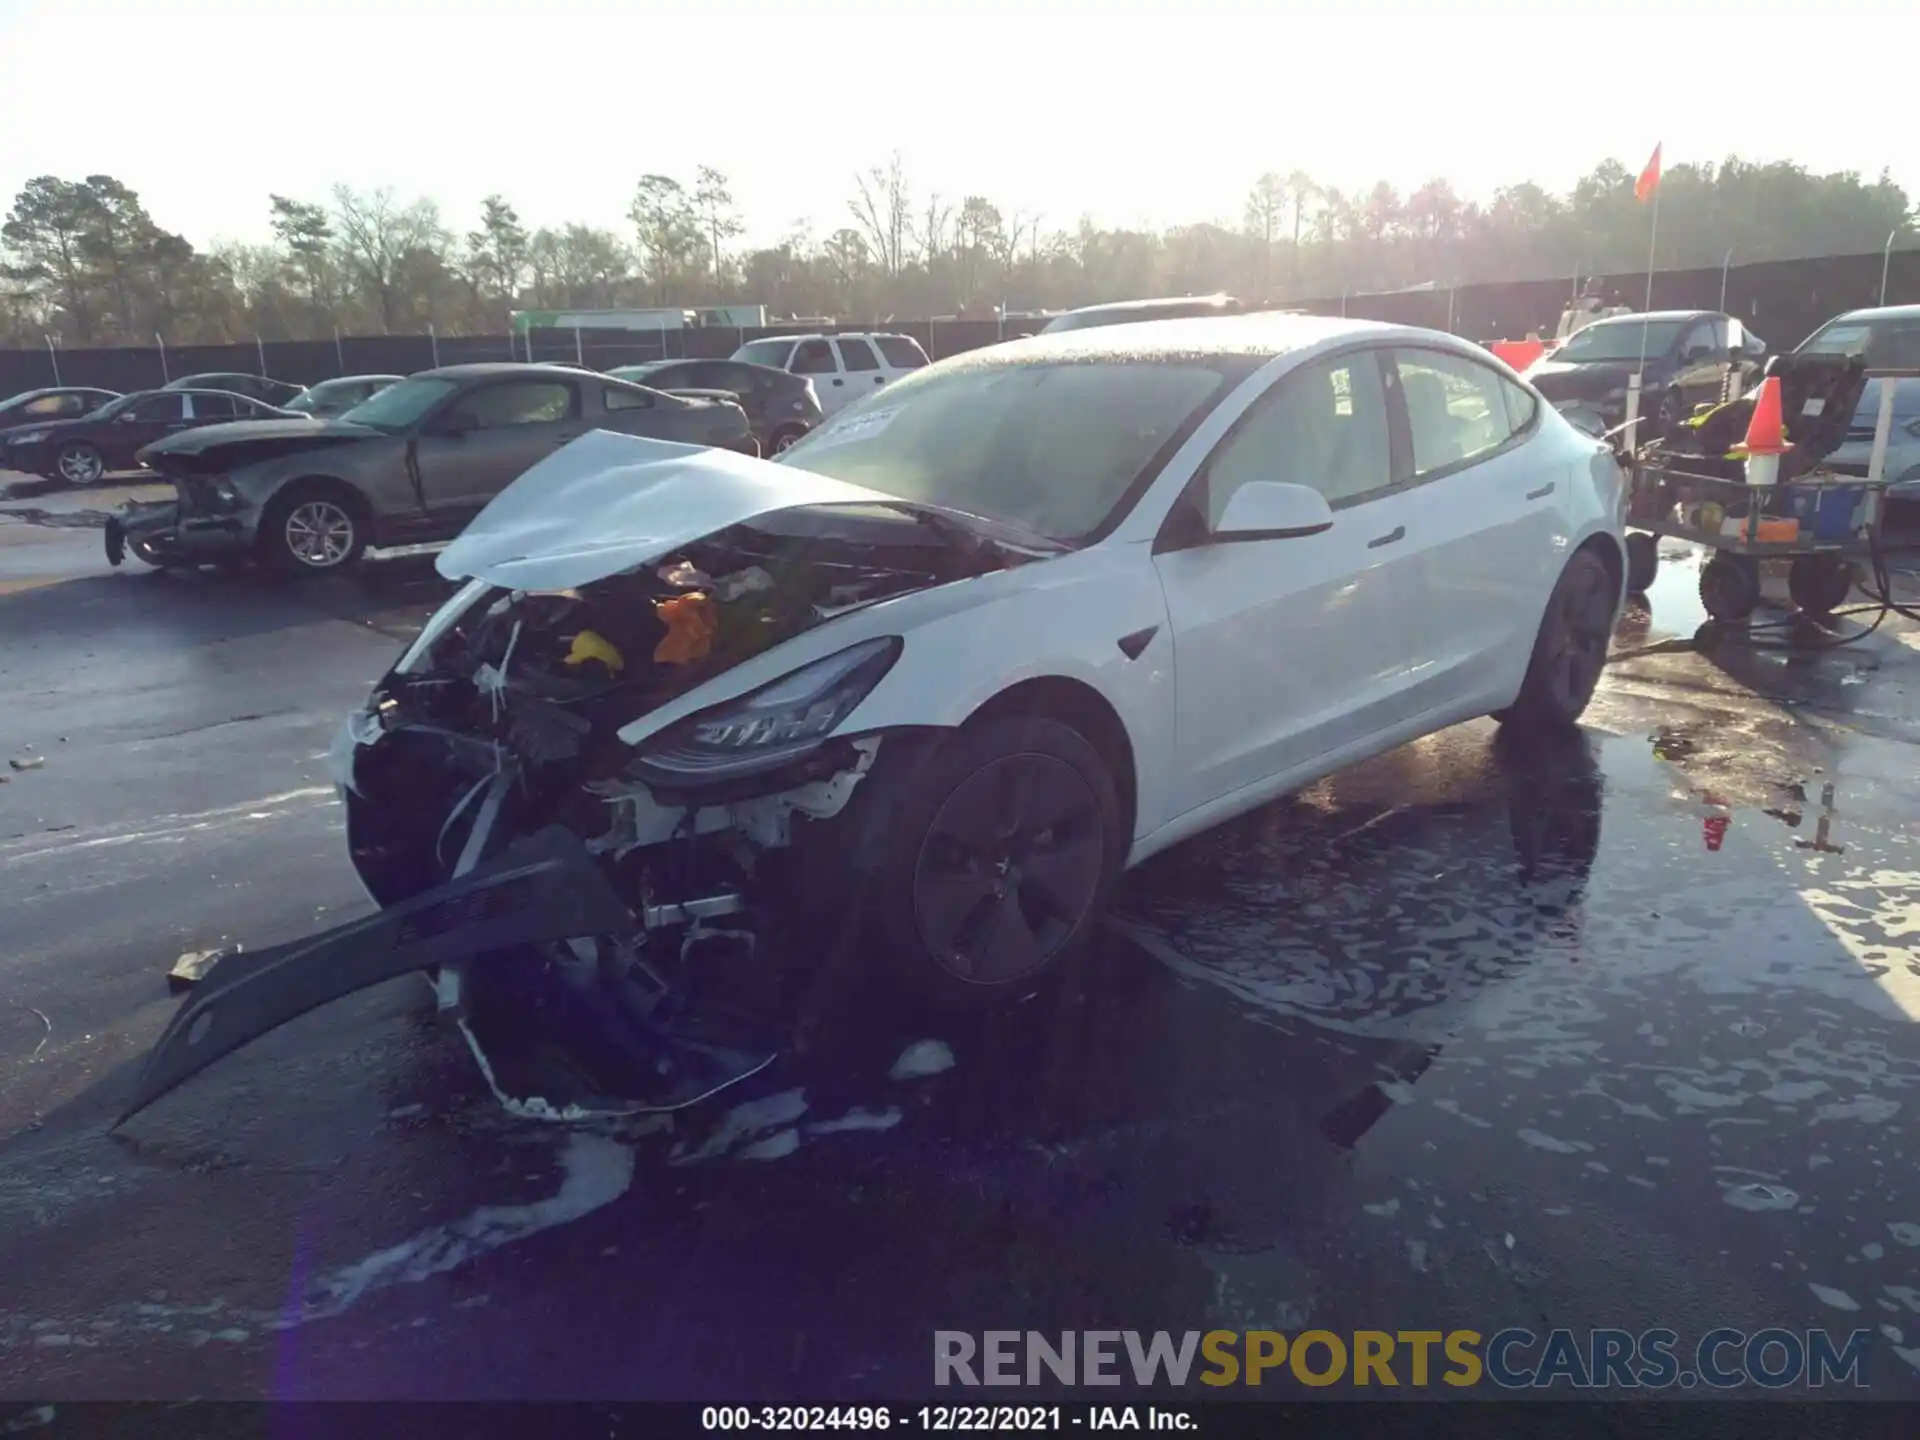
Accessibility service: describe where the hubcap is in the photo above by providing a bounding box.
[773,431,800,453]
[59,447,102,484]
[285,500,355,568]
[912,753,1105,984]
[1547,564,1614,710]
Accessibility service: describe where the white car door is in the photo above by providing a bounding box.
[792,337,852,415]
[1152,346,1425,816]
[1386,347,1567,713]
[834,336,892,406]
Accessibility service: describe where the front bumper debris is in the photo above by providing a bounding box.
[122,825,638,1122]
[105,498,251,569]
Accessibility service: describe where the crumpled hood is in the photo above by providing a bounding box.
[141,416,363,455]
[435,429,905,592]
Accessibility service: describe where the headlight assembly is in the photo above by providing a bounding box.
[632,637,901,785]
[10,430,47,445]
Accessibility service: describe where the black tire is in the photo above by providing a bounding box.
[55,442,106,486]
[1699,553,1761,623]
[862,715,1125,1010]
[1496,548,1617,733]
[1787,553,1853,617]
[1624,531,1659,594]
[259,482,368,576]
[1654,388,1687,432]
[768,425,809,455]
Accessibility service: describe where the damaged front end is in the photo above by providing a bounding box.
[126,457,1038,1123]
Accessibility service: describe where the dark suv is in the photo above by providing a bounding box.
[608,358,824,454]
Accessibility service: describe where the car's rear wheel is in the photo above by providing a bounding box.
[56,443,105,486]
[864,716,1125,1009]
[261,483,368,576]
[769,425,808,455]
[1496,548,1616,732]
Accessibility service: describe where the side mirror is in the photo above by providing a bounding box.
[1212,481,1335,541]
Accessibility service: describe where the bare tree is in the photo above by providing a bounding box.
[916,193,952,268]
[849,152,911,278]
[331,184,447,333]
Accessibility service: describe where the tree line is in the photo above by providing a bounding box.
[1,154,1912,349]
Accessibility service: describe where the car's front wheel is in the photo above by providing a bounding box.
[56,442,106,486]
[864,715,1125,1009]
[261,483,368,576]
[1496,547,1617,732]
[768,425,809,455]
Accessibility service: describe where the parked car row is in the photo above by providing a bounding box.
[108,363,757,574]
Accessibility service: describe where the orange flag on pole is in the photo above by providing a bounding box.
[1635,144,1662,203]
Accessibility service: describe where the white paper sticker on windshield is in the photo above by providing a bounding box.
[1802,397,1826,416]
[804,407,900,451]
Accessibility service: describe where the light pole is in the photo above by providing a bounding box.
[1882,229,1899,306]
[1719,248,1733,311]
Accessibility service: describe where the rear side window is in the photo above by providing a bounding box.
[875,335,929,368]
[1392,349,1522,478]
[131,394,189,422]
[604,384,655,412]
[837,338,881,372]
[24,394,79,417]
[792,340,838,375]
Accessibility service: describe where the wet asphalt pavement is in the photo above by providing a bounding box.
[5,478,1920,1402]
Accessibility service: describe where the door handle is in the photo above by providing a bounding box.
[1367,525,1405,549]
[874,376,886,384]
[831,378,844,386]
[1526,483,1555,500]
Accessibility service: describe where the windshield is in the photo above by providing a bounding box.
[1552,319,1688,363]
[1796,317,1920,369]
[608,364,667,382]
[734,339,795,369]
[0,392,44,418]
[775,358,1242,542]
[284,390,319,413]
[340,376,460,432]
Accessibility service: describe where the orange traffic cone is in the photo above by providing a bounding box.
[1738,376,1791,487]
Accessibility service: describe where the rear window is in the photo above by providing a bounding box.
[875,335,929,368]
[734,339,796,370]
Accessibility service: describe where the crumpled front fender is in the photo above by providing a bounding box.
[120,825,635,1123]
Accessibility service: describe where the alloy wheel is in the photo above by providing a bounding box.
[911,753,1106,984]
[58,446,104,485]
[772,430,802,454]
[284,499,356,569]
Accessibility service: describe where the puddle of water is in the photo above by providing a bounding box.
[1638,542,1711,638]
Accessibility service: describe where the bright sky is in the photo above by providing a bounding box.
[2,0,1914,254]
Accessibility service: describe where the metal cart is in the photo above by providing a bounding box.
[1618,365,1911,624]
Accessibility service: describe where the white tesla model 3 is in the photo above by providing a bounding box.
[128,314,1627,1122]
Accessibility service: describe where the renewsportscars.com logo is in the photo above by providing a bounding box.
[934,1328,1873,1390]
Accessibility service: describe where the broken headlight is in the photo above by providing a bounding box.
[632,636,900,785]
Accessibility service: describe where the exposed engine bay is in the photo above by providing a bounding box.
[123,497,1048,1125]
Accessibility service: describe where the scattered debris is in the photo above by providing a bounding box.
[168,946,239,994]
[9,1001,52,1060]
[1809,1283,1861,1313]
[890,1039,956,1081]
[8,756,45,772]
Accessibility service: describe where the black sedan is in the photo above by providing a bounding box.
[607,358,823,453]
[3,388,301,485]
[0,386,122,434]
[1523,310,1769,433]
[163,372,308,407]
